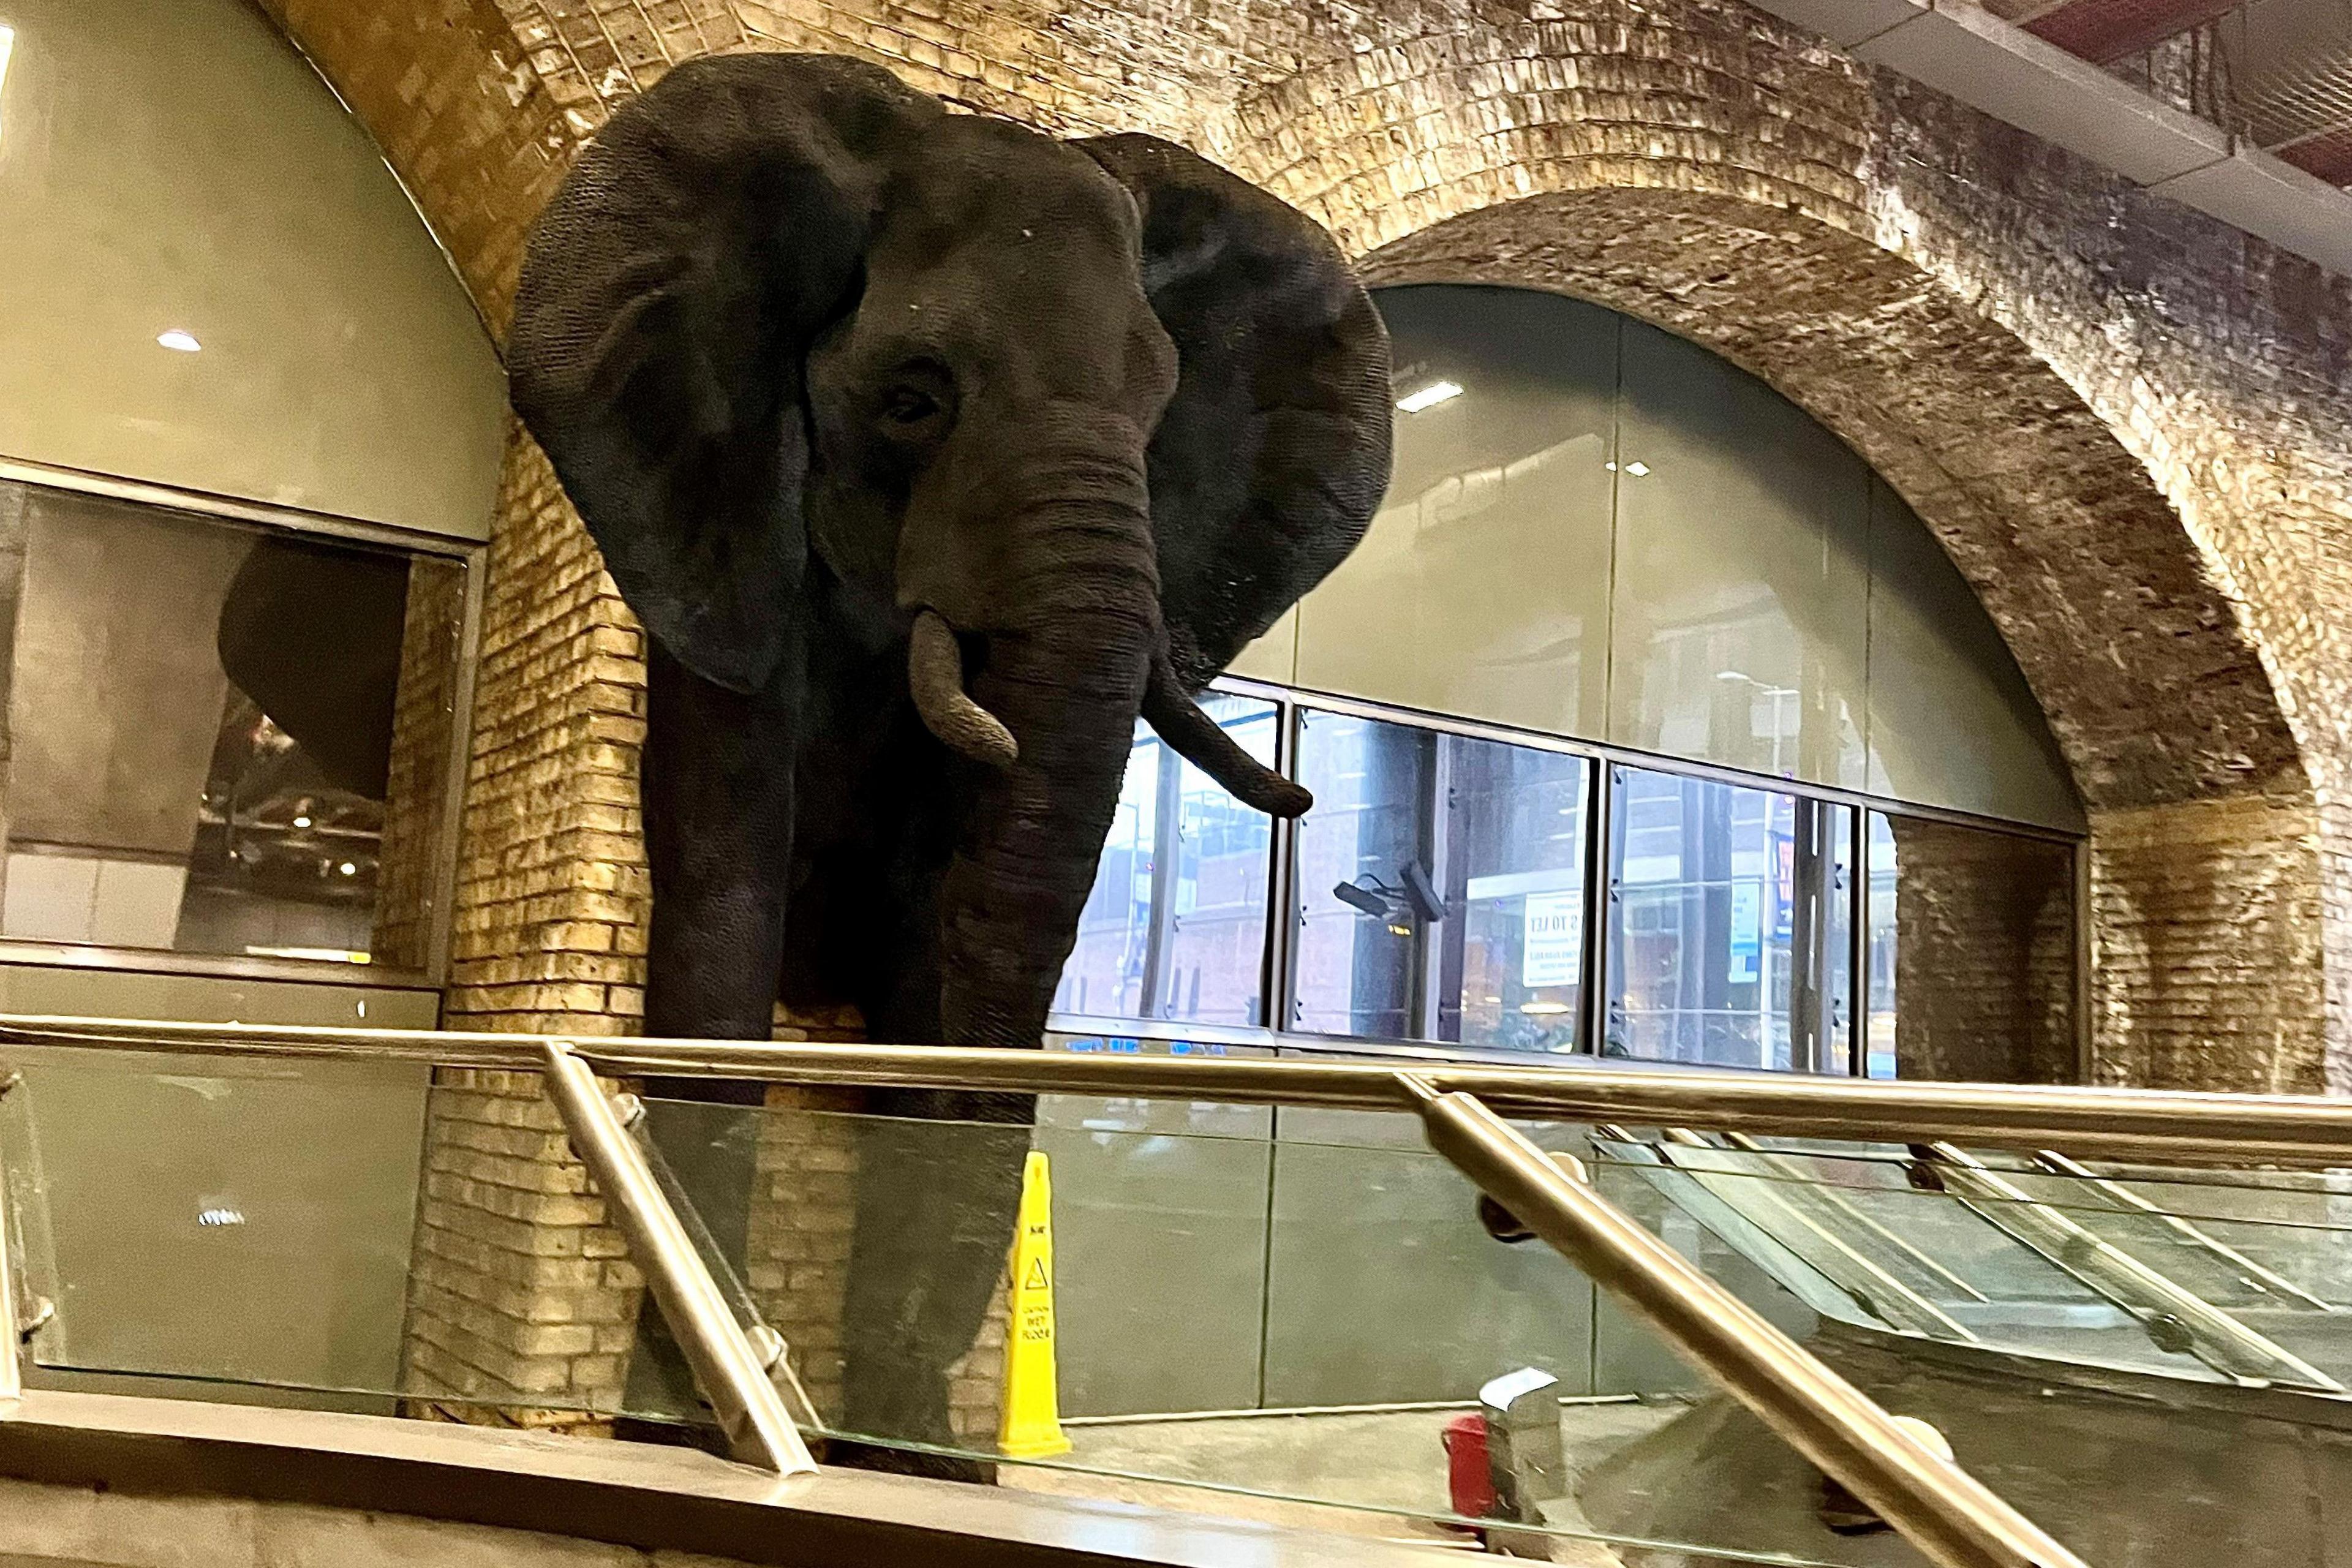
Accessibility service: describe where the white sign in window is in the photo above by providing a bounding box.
[1521,889,1584,989]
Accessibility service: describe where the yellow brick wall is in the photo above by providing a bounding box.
[401,1065,644,1426]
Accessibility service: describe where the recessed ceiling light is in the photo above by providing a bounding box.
[1625,461,1651,477]
[1395,380,1463,414]
[157,328,202,353]
[338,861,358,876]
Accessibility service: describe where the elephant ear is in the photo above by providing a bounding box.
[1076,134,1393,691]
[510,55,938,693]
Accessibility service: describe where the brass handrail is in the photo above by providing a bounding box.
[2029,1148,2335,1312]
[1409,1081,2087,1568]
[0,1014,2115,1563]
[9,1012,2352,1166]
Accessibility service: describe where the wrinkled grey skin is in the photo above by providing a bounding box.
[508,53,1391,1469]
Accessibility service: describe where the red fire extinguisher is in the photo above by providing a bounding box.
[1442,1412,1499,1523]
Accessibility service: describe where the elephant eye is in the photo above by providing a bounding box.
[881,385,944,428]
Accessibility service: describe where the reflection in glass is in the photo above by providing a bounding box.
[1607,322,1869,790]
[1054,695,1276,1025]
[1290,708,1592,1051]
[1604,767,1850,1070]
[1299,285,1616,737]
[1866,811,2077,1082]
[1290,710,1425,1039]
[0,483,465,969]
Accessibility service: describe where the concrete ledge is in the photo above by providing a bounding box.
[0,1391,1442,1568]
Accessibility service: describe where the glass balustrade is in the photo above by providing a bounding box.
[12,1033,2352,1564]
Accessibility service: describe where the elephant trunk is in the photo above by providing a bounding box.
[936,478,1161,1052]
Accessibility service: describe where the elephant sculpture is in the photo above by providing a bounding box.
[507,53,1393,1468]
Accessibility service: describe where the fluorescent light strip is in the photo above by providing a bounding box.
[1395,380,1463,413]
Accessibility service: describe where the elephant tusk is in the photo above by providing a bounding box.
[1142,653,1313,818]
[910,610,1019,769]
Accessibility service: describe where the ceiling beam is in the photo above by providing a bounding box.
[1738,0,2352,274]
[2025,0,2244,64]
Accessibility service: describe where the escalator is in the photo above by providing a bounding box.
[1575,1130,2352,1564]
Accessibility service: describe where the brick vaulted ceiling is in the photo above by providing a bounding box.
[1984,0,2352,185]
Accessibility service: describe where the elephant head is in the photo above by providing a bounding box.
[508,55,1392,1050]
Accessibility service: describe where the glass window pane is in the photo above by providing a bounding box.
[1290,710,1427,1039]
[0,483,465,970]
[1608,322,1869,790]
[1057,729,1160,1019]
[1865,811,2077,1082]
[1161,695,1278,1026]
[1866,812,1899,1079]
[1604,766,1849,1071]
[1448,738,1590,1052]
[1054,693,1276,1026]
[1295,285,1615,739]
[1291,707,1593,1052]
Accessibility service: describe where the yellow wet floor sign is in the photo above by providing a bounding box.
[998,1149,1071,1460]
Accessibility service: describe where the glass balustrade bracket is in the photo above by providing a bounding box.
[1400,1075,2088,1568]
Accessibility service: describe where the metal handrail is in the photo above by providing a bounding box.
[627,1107,826,1430]
[1596,1125,1973,1338]
[1915,1141,2344,1392]
[1409,1081,2087,1568]
[537,1041,818,1476]
[1617,1127,1981,1340]
[2029,1148,2335,1312]
[11,1012,2352,1166]
[1715,1131,1991,1304]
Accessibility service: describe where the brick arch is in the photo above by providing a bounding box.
[1192,21,2332,1091]
[263,0,2332,1098]
[1350,187,2301,815]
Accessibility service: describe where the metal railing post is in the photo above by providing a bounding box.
[538,1040,818,1477]
[625,1101,823,1430]
[0,1069,23,1407]
[1406,1077,2087,1568]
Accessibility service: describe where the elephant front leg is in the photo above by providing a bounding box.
[623,641,802,1419]
[837,835,1035,1476]
[640,640,802,1041]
